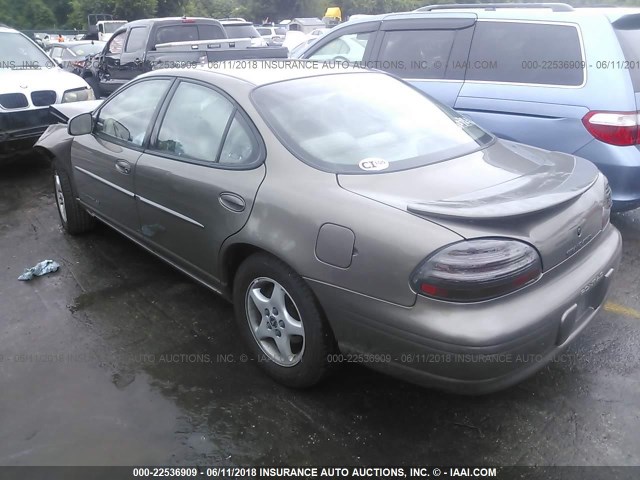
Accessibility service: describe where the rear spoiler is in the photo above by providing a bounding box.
[612,12,640,29]
[49,100,103,124]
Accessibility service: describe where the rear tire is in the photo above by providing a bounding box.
[233,253,336,388]
[53,163,96,235]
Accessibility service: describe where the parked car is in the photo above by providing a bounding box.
[48,41,106,75]
[289,37,318,58]
[0,26,94,160]
[80,17,287,98]
[308,27,331,38]
[219,20,268,47]
[256,25,287,45]
[35,64,621,393]
[299,4,640,211]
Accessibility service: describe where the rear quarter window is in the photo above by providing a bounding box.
[467,21,584,86]
[614,28,640,91]
[378,29,457,80]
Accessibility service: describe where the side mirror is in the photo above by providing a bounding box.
[68,113,93,136]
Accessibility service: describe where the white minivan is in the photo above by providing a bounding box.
[0,25,95,160]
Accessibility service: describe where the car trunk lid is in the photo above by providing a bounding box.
[337,140,605,270]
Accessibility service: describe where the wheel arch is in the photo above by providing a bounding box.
[220,242,325,315]
[221,242,280,292]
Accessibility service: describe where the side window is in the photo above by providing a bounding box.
[308,32,372,62]
[108,31,125,54]
[154,82,235,164]
[95,79,171,146]
[50,47,63,59]
[218,114,259,165]
[378,29,457,80]
[125,27,147,53]
[467,22,584,86]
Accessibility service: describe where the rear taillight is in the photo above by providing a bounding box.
[582,111,639,146]
[72,60,86,69]
[410,239,542,303]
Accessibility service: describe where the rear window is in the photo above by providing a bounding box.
[615,28,640,91]
[251,73,493,174]
[69,43,104,56]
[153,24,225,48]
[224,24,260,38]
[198,24,226,41]
[467,22,584,86]
[155,25,198,45]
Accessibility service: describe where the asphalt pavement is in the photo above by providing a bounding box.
[1,156,639,468]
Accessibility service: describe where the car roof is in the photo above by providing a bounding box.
[340,6,640,25]
[57,41,105,47]
[220,21,254,26]
[151,61,371,87]
[125,17,221,28]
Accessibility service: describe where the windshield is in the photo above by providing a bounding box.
[252,73,493,173]
[224,24,260,38]
[0,32,51,69]
[103,22,126,33]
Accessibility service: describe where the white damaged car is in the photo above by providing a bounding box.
[0,25,95,160]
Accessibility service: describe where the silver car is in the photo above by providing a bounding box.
[35,65,622,394]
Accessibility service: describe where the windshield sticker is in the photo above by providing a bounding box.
[453,117,475,129]
[359,158,389,172]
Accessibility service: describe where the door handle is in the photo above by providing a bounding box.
[115,159,132,175]
[219,192,246,212]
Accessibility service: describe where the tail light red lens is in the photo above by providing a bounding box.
[582,111,639,146]
[72,60,86,69]
[410,239,542,303]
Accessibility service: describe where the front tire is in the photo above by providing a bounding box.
[233,253,336,388]
[53,163,96,235]
[84,75,101,99]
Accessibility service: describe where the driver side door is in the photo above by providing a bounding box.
[71,78,173,234]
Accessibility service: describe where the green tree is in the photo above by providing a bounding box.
[0,0,56,28]
[68,0,157,28]
[185,0,248,19]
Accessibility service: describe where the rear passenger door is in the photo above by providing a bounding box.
[134,80,266,284]
[455,20,590,153]
[371,16,476,106]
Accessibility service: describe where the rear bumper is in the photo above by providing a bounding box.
[0,108,52,159]
[308,224,622,394]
